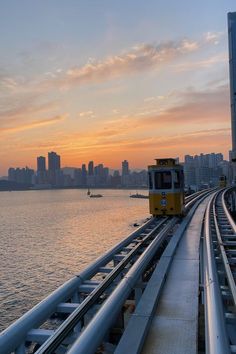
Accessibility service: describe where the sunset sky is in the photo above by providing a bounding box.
[0,0,235,175]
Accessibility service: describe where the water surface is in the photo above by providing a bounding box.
[0,189,149,330]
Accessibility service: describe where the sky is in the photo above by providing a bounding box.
[0,0,235,175]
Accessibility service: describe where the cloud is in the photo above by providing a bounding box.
[0,115,67,134]
[50,83,230,155]
[0,99,58,123]
[173,53,227,72]
[39,38,200,91]
[128,84,230,130]
[59,84,230,151]
[93,84,230,135]
[157,84,230,125]
[144,95,166,103]
[79,110,95,118]
[204,31,225,45]
[0,32,223,98]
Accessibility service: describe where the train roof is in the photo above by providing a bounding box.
[148,158,182,169]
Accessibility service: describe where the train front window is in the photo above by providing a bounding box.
[174,170,180,188]
[154,171,172,189]
[148,172,153,189]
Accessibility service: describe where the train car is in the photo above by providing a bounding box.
[219,175,227,188]
[148,158,185,216]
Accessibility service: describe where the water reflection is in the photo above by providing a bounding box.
[0,189,149,330]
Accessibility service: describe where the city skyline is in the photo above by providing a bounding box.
[0,1,235,175]
[4,150,231,191]
[7,152,143,175]
[2,149,230,175]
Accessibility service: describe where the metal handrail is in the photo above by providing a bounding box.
[34,218,169,354]
[69,189,216,354]
[67,219,177,354]
[115,188,214,354]
[0,217,156,353]
[216,192,236,307]
[222,187,236,233]
[203,191,230,354]
[0,188,216,353]
[185,188,217,211]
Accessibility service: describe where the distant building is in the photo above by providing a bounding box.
[37,156,47,184]
[122,160,129,176]
[74,168,82,186]
[184,152,227,190]
[88,161,94,176]
[81,164,87,186]
[37,156,46,171]
[110,170,121,187]
[8,167,34,185]
[48,151,60,171]
[48,151,61,185]
[122,160,130,186]
[184,155,196,187]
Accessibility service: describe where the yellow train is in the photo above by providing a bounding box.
[148,158,185,216]
[219,175,227,188]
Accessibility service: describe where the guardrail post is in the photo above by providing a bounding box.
[134,277,143,304]
[16,343,26,354]
[72,291,79,303]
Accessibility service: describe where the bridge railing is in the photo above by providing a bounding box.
[203,191,231,354]
[0,218,155,354]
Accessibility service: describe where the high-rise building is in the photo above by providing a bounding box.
[37,156,46,171]
[37,156,47,184]
[48,151,61,185]
[88,161,94,176]
[8,168,16,181]
[8,167,34,185]
[122,160,129,176]
[122,160,130,186]
[184,155,196,187]
[48,152,60,171]
[228,12,236,182]
[74,168,82,186]
[81,164,87,186]
[184,153,227,190]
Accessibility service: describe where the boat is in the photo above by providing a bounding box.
[129,193,148,199]
[90,194,103,198]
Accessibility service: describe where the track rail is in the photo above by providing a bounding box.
[203,188,236,354]
[35,217,175,354]
[0,189,214,354]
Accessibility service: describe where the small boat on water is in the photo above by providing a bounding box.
[130,193,148,199]
[90,194,103,198]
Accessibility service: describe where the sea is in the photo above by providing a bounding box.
[0,189,149,331]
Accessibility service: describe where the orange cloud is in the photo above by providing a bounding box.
[79,110,95,118]
[0,99,58,122]
[104,84,230,132]
[144,84,230,126]
[173,53,227,72]
[38,39,200,90]
[0,115,66,135]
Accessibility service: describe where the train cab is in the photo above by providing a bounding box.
[148,158,185,216]
[219,175,227,188]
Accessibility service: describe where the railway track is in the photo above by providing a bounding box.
[0,189,216,354]
[203,188,236,354]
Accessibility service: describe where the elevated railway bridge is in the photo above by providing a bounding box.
[1,187,236,354]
